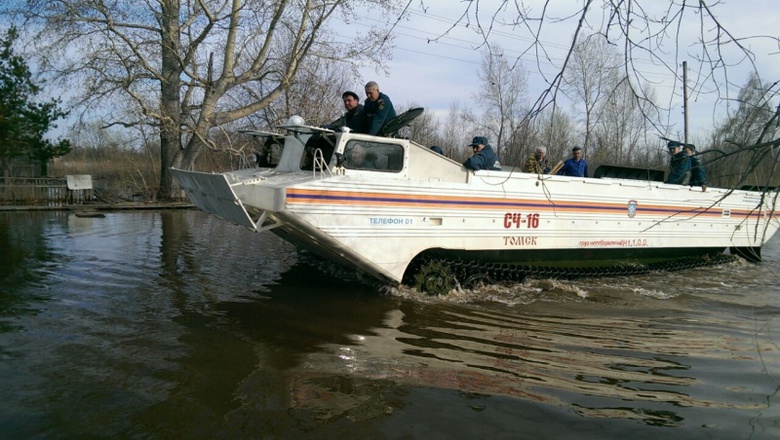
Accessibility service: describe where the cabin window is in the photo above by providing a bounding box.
[343,140,404,172]
[299,133,338,171]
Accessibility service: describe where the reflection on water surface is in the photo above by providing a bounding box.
[0,210,778,439]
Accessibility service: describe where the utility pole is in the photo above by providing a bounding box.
[683,61,689,144]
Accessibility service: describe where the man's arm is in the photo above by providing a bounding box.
[322,114,346,130]
[464,153,486,170]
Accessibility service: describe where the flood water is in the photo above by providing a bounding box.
[1,210,779,439]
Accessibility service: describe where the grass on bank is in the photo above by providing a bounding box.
[49,144,249,202]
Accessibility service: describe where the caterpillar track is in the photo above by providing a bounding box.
[406,253,739,295]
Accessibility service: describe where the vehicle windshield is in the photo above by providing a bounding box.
[343,140,404,172]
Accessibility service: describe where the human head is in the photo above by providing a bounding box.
[571,146,582,159]
[350,143,367,164]
[365,81,380,101]
[430,145,444,155]
[667,140,682,155]
[469,136,489,153]
[535,146,547,160]
[683,145,696,156]
[342,91,360,111]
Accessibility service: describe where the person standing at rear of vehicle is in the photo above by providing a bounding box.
[322,91,364,131]
[684,144,707,191]
[557,146,588,177]
[341,91,364,131]
[362,81,396,135]
[463,136,501,171]
[525,147,550,174]
[665,141,690,184]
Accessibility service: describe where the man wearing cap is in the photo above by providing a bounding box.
[684,144,707,191]
[525,147,551,174]
[557,146,589,177]
[665,140,690,185]
[463,136,501,171]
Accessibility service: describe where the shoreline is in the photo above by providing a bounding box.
[0,202,194,212]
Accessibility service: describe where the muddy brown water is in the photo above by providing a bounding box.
[1,210,779,439]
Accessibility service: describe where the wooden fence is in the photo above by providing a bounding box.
[0,177,94,206]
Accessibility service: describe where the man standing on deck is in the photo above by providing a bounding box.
[665,141,690,184]
[323,91,365,132]
[525,147,550,174]
[463,136,501,171]
[557,146,589,177]
[362,81,396,135]
[684,144,708,191]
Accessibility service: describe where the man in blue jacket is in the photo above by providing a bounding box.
[557,146,588,177]
[362,81,396,135]
[463,136,501,171]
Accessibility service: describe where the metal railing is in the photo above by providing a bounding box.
[312,148,334,178]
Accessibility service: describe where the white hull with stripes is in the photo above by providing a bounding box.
[171,125,780,287]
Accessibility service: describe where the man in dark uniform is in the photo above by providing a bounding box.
[362,81,396,135]
[323,91,364,131]
[684,144,707,191]
[340,91,365,131]
[665,140,690,184]
[463,136,501,171]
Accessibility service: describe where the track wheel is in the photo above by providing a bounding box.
[414,261,458,295]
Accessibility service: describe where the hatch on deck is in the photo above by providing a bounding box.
[594,164,665,182]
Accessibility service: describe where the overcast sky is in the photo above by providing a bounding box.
[344,0,780,141]
[11,1,778,144]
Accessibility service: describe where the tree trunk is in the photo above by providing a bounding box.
[179,131,207,171]
[157,0,184,201]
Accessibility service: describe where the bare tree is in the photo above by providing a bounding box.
[707,74,780,187]
[563,35,621,154]
[503,117,535,168]
[432,1,780,187]
[535,108,574,167]
[398,103,440,148]
[474,46,529,161]
[591,80,662,167]
[7,0,403,199]
[253,57,359,129]
[434,102,473,161]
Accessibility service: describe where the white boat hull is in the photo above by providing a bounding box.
[172,127,780,287]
